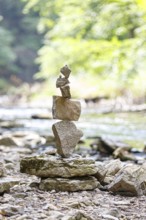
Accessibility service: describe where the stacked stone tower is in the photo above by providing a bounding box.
[52,65,83,157]
[20,65,99,192]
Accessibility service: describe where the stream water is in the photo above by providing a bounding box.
[0,106,146,149]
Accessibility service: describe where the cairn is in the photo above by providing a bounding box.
[20,65,99,192]
[52,65,83,157]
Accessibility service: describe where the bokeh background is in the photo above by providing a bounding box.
[0,0,146,103]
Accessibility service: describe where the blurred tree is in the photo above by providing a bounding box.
[0,0,42,86]
[22,0,146,97]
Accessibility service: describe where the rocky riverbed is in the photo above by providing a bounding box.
[0,106,146,220]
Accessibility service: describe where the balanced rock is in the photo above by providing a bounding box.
[60,85,71,98]
[52,120,83,157]
[20,155,98,178]
[108,163,146,196]
[52,96,81,121]
[39,176,99,192]
[60,65,71,78]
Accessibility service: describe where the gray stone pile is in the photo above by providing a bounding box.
[20,65,100,192]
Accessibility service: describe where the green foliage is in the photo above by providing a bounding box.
[22,0,146,97]
[0,0,42,84]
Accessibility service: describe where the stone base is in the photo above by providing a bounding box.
[20,155,98,178]
[39,176,99,192]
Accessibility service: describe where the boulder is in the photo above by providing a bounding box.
[39,176,99,192]
[108,163,146,196]
[0,177,20,195]
[52,96,81,121]
[52,120,83,157]
[20,155,98,178]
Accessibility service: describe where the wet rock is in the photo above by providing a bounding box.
[56,76,70,88]
[0,177,20,195]
[108,163,146,196]
[52,120,83,157]
[39,176,99,192]
[0,162,6,177]
[0,136,17,146]
[20,155,98,178]
[113,147,136,161]
[98,137,131,154]
[52,96,81,121]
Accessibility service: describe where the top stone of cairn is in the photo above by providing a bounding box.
[56,65,71,99]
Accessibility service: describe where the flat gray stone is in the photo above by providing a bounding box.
[20,155,98,178]
[52,96,81,121]
[52,120,83,157]
[39,176,99,192]
[0,177,20,194]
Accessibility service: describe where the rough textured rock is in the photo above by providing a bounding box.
[95,159,124,185]
[108,163,146,196]
[39,176,99,192]
[52,96,81,121]
[0,162,6,177]
[20,155,98,178]
[0,177,20,195]
[98,137,131,154]
[113,147,136,161]
[52,120,83,157]
[60,85,71,98]
[60,65,71,78]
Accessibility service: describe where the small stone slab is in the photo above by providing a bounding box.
[52,121,83,157]
[20,155,98,178]
[52,96,81,121]
[39,176,99,192]
[0,177,20,195]
[60,85,71,98]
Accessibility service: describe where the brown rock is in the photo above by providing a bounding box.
[113,147,136,161]
[60,85,71,98]
[60,65,71,78]
[108,163,146,196]
[20,155,98,178]
[52,96,81,121]
[52,121,83,157]
[39,176,99,192]
[56,76,69,88]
